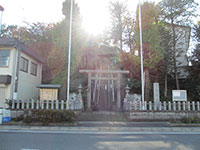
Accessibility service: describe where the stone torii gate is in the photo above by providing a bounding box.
[80,69,129,110]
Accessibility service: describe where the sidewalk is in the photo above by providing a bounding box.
[1,122,200,133]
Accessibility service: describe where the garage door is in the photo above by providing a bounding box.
[0,87,5,108]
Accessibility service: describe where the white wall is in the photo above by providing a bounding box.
[0,47,17,101]
[17,52,42,100]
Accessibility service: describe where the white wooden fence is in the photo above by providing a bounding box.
[6,99,83,110]
[124,101,200,112]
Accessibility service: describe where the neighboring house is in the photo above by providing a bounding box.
[168,24,191,79]
[0,38,44,108]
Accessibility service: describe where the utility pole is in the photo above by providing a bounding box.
[0,5,4,35]
[139,0,145,110]
[67,0,73,103]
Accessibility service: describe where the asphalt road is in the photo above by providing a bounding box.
[0,131,200,150]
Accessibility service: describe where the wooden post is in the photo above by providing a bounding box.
[117,73,121,109]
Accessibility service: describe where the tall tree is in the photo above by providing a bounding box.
[188,22,200,100]
[159,0,199,89]
[109,1,134,51]
[133,2,163,101]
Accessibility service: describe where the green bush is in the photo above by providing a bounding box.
[180,116,200,124]
[23,110,76,125]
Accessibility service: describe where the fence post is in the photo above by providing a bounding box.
[66,101,68,110]
[187,102,191,111]
[41,100,44,109]
[163,101,166,111]
[51,100,54,110]
[22,100,24,109]
[31,99,34,109]
[56,101,59,110]
[168,101,171,111]
[159,102,162,111]
[17,100,20,109]
[183,102,186,111]
[139,101,142,111]
[46,100,49,109]
[192,102,195,111]
[173,102,176,111]
[144,101,147,111]
[149,101,152,111]
[12,99,15,109]
[36,100,39,109]
[197,102,200,111]
[178,102,181,111]
[154,102,157,111]
[61,100,64,110]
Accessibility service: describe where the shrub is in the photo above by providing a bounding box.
[180,116,200,124]
[23,110,76,125]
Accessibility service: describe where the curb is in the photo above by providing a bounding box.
[1,125,200,133]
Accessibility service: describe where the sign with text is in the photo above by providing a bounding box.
[172,90,187,101]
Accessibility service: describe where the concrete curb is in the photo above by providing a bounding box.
[1,125,200,133]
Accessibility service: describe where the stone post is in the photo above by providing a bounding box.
[153,83,160,110]
[125,85,130,98]
[117,73,121,110]
[88,73,92,110]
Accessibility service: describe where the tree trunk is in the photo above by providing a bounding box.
[144,68,150,101]
[171,19,180,90]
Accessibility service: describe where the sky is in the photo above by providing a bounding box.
[0,0,199,35]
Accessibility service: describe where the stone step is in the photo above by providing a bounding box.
[77,111,128,122]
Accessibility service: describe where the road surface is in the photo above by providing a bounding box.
[0,130,200,150]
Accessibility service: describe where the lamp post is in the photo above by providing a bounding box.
[138,0,145,110]
[0,5,4,35]
[67,0,73,105]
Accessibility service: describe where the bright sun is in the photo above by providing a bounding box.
[77,0,110,35]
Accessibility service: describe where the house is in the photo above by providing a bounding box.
[168,24,191,79]
[0,38,44,108]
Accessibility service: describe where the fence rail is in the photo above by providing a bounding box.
[124,101,200,112]
[6,99,83,111]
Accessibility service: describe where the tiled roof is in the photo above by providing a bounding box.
[0,38,44,63]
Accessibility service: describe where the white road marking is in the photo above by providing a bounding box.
[1,130,200,135]
[21,149,40,150]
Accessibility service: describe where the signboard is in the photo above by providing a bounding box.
[172,90,187,101]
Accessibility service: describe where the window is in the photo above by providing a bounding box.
[31,62,37,76]
[0,50,10,67]
[20,57,28,72]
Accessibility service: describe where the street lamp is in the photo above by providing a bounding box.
[0,5,4,35]
[138,0,145,110]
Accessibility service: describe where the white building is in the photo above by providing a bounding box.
[0,38,44,108]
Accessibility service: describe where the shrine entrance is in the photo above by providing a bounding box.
[80,70,129,111]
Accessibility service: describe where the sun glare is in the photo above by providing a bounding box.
[77,0,110,35]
